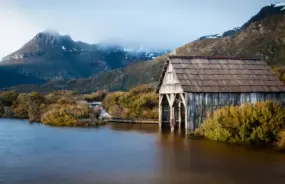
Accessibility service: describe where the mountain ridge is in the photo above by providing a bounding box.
[3,3,285,92]
[0,31,169,87]
[198,2,285,40]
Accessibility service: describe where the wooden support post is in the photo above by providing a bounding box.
[170,105,175,132]
[178,98,181,130]
[158,94,163,131]
[184,93,188,134]
[180,93,186,107]
[179,93,188,134]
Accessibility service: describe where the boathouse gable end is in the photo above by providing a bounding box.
[159,61,184,94]
[157,56,285,132]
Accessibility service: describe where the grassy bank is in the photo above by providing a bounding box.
[0,90,99,126]
[102,85,158,119]
[195,101,285,151]
[0,85,159,126]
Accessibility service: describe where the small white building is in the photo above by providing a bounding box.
[88,101,111,119]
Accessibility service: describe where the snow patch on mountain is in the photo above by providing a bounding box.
[198,34,222,40]
[269,2,285,10]
[1,54,24,61]
[272,2,285,7]
[207,34,222,39]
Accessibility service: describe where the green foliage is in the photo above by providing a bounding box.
[196,101,285,146]
[0,91,19,117]
[276,130,285,151]
[129,84,154,94]
[41,103,90,126]
[41,91,91,126]
[13,92,46,121]
[0,91,19,106]
[273,67,285,84]
[56,95,76,105]
[27,92,46,122]
[1,90,92,126]
[13,93,30,118]
[103,84,158,119]
[82,90,108,102]
[102,91,125,117]
[45,90,75,104]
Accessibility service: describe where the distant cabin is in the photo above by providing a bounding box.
[87,101,112,119]
[157,56,285,132]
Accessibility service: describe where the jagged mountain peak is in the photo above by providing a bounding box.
[37,30,60,37]
[32,31,73,47]
[0,31,76,62]
[0,30,169,84]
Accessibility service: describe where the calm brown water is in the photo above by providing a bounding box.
[1,119,285,184]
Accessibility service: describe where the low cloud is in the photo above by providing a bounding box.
[0,0,274,58]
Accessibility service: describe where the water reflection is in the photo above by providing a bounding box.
[156,132,285,183]
[0,119,285,184]
[110,123,158,134]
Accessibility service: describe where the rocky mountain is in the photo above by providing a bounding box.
[4,3,285,93]
[198,2,285,40]
[0,31,169,88]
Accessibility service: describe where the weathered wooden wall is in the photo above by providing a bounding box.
[187,92,285,130]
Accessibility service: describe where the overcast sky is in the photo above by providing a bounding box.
[0,0,280,58]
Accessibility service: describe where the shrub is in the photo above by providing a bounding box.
[103,84,158,119]
[12,92,46,121]
[129,84,154,94]
[196,101,285,146]
[0,91,19,117]
[276,130,285,150]
[0,91,19,106]
[13,93,30,119]
[56,95,76,105]
[273,67,285,84]
[103,91,125,117]
[82,90,108,102]
[41,103,91,126]
[45,90,75,104]
[27,92,46,122]
[0,90,96,126]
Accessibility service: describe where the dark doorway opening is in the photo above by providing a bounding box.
[161,94,186,132]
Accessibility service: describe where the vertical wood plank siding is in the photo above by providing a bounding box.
[187,92,285,129]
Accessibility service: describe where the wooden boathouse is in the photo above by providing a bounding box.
[157,56,285,132]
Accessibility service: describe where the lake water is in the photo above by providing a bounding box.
[1,119,285,184]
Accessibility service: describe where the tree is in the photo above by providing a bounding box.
[0,91,19,106]
[27,92,46,122]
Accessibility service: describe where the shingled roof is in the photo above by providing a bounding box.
[158,56,285,93]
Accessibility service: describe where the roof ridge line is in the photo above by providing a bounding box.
[168,55,261,60]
